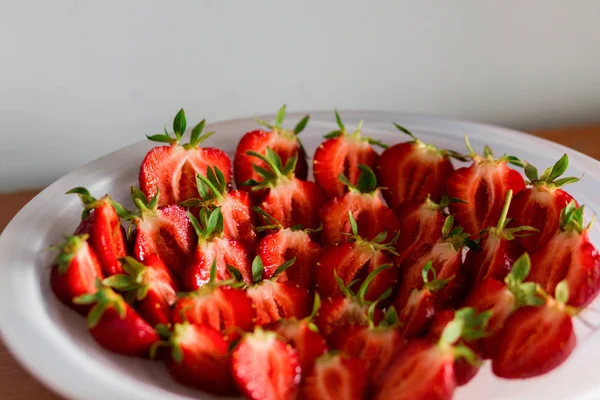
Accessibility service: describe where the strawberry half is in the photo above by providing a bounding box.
[181,166,257,252]
[232,328,302,400]
[73,284,159,357]
[509,154,580,252]
[67,187,128,276]
[492,281,577,379]
[130,187,195,276]
[376,123,464,212]
[50,234,104,315]
[446,138,525,237]
[182,207,252,290]
[102,255,178,327]
[140,109,232,206]
[313,111,385,199]
[247,148,326,230]
[165,322,237,396]
[314,212,398,302]
[319,165,400,245]
[301,352,368,400]
[528,201,600,307]
[235,105,309,190]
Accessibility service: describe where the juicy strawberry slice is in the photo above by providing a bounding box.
[50,234,104,315]
[103,255,178,327]
[131,188,195,276]
[508,154,580,252]
[313,112,383,199]
[74,285,159,357]
[301,353,368,400]
[376,123,459,212]
[167,323,237,396]
[140,110,232,206]
[447,140,525,237]
[234,105,309,189]
[68,187,127,276]
[247,280,311,326]
[232,328,302,400]
[529,202,600,307]
[320,166,400,245]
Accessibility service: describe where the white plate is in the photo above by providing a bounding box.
[1,111,600,400]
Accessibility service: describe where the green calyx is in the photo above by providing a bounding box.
[504,253,545,308]
[441,215,479,251]
[73,280,127,328]
[334,263,394,310]
[102,256,152,303]
[130,186,160,219]
[146,109,215,149]
[393,123,467,161]
[439,307,491,365]
[252,207,322,234]
[523,154,581,188]
[424,194,466,212]
[559,200,590,234]
[345,211,399,256]
[485,190,538,240]
[188,207,224,242]
[325,110,387,149]
[250,255,296,285]
[338,164,380,195]
[463,135,523,167]
[66,187,129,221]
[50,234,90,275]
[179,166,229,209]
[241,147,297,190]
[421,261,453,293]
[255,104,310,139]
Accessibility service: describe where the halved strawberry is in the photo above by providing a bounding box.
[301,352,368,400]
[313,111,385,199]
[319,165,400,245]
[130,187,195,276]
[102,255,178,327]
[463,190,536,287]
[140,109,232,206]
[528,201,600,307]
[180,166,257,252]
[492,281,577,379]
[446,138,525,237]
[509,154,580,252]
[67,187,128,276]
[165,322,237,396]
[376,123,464,212]
[182,207,252,290]
[50,234,104,315]
[231,328,302,400]
[254,208,322,288]
[73,284,159,357]
[372,307,488,400]
[314,212,398,302]
[235,105,309,189]
[247,148,326,230]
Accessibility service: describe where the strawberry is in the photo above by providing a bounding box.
[372,307,488,400]
[244,256,311,325]
[67,187,128,276]
[165,322,237,396]
[301,352,368,400]
[49,234,104,314]
[509,154,580,252]
[73,284,159,357]
[319,165,400,245]
[398,261,452,338]
[232,328,302,400]
[492,281,577,379]
[254,208,322,288]
[247,148,326,230]
[130,187,195,276]
[235,105,309,188]
[182,207,252,290]
[376,123,464,212]
[180,166,257,252]
[529,201,600,307]
[139,109,232,206]
[313,111,386,199]
[463,190,536,287]
[102,255,178,327]
[265,293,328,374]
[446,138,525,237]
[174,260,255,341]
[314,212,398,302]
[315,265,391,338]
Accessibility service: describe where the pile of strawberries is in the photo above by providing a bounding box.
[49,106,600,400]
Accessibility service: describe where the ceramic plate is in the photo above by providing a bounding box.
[1,110,600,400]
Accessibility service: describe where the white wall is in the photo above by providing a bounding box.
[1,0,599,192]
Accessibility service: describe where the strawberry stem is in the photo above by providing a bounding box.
[496,190,513,232]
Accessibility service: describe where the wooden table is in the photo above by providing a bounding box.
[1,124,599,400]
